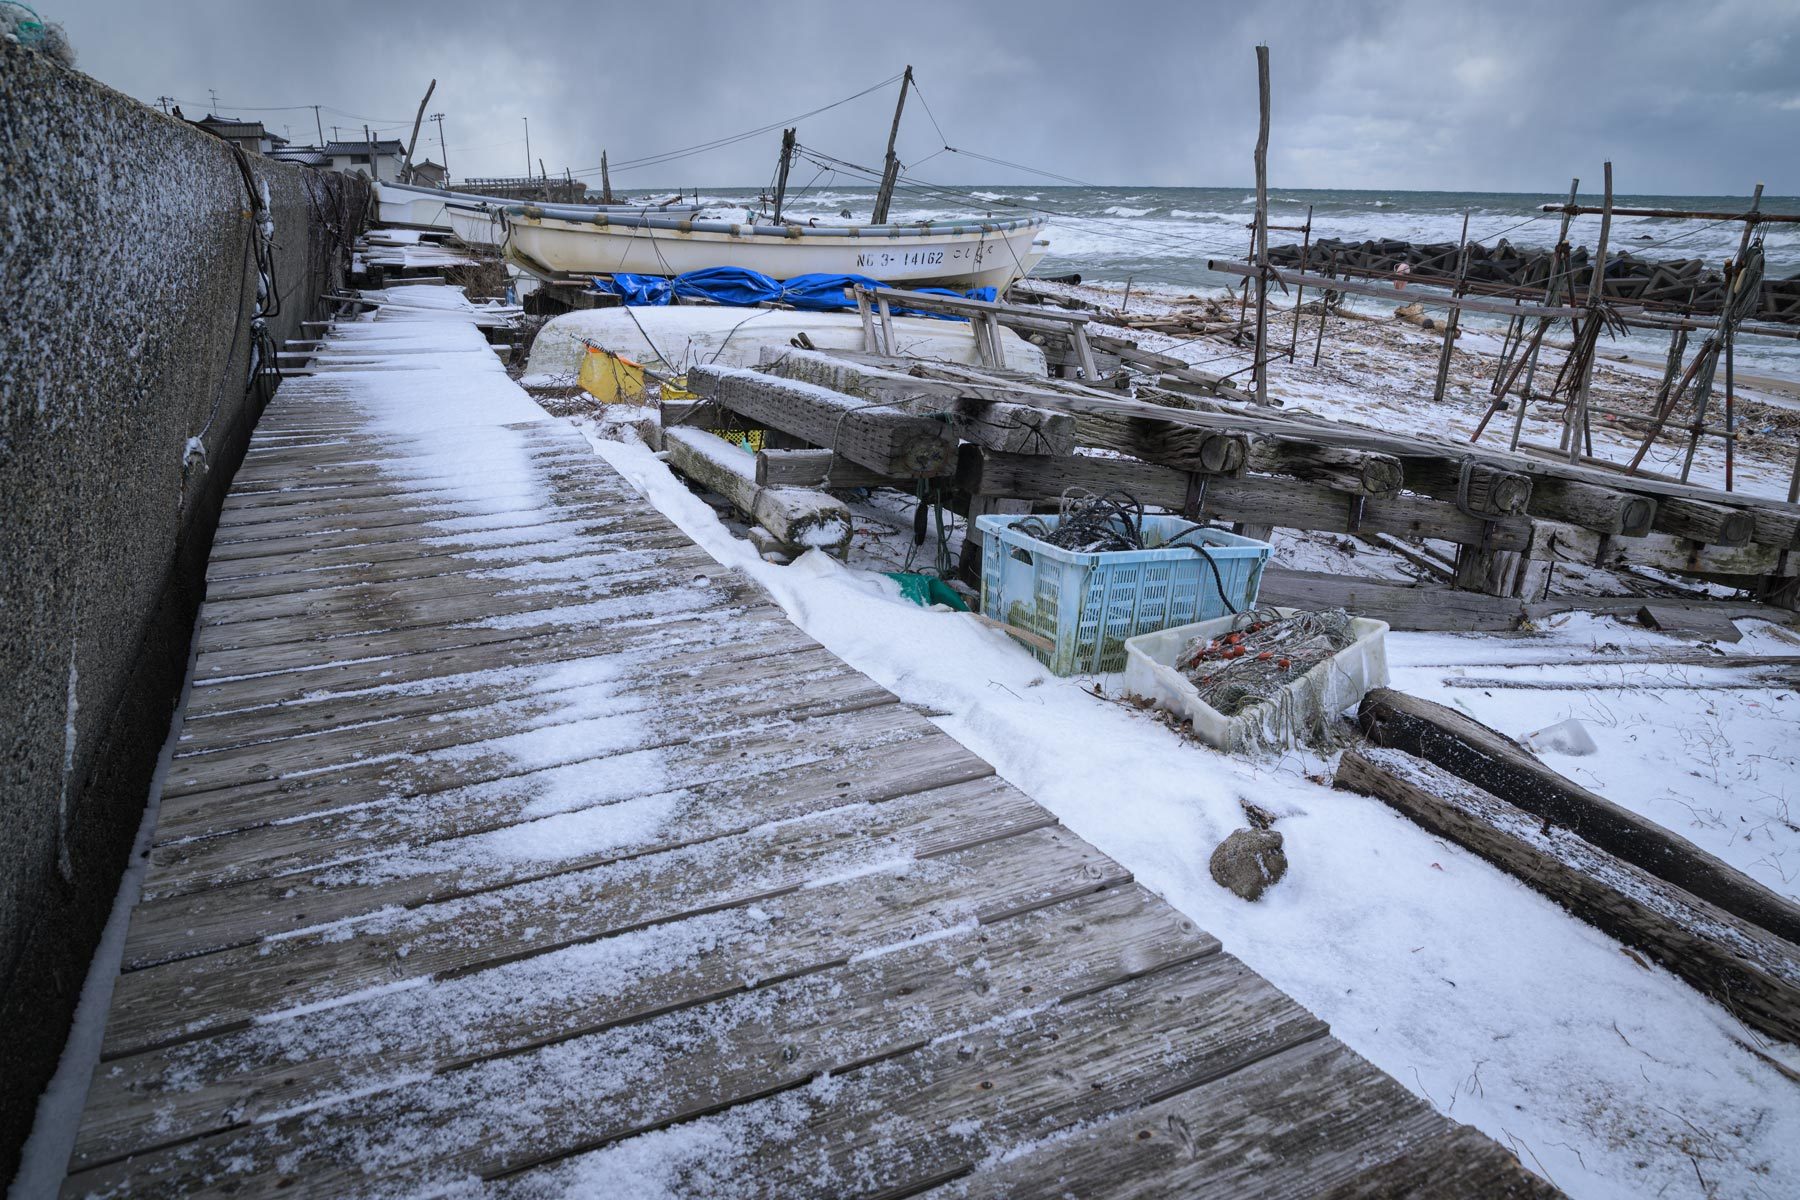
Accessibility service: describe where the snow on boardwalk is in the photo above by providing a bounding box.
[61,293,1551,1198]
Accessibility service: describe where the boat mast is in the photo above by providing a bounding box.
[772,127,796,224]
[870,65,912,225]
[601,150,614,204]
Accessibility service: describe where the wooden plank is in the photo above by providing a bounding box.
[134,697,982,964]
[75,827,1138,1171]
[925,1035,1552,1200]
[200,542,716,629]
[104,776,1055,1057]
[1337,747,1800,1045]
[754,448,902,489]
[687,363,958,477]
[1258,569,1525,631]
[176,618,817,757]
[1358,688,1800,944]
[182,604,800,718]
[203,527,699,603]
[192,558,756,657]
[1637,602,1745,643]
[159,650,889,838]
[493,953,1328,1200]
[147,704,973,900]
[73,885,1222,1198]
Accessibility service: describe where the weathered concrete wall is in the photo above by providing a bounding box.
[0,41,369,1177]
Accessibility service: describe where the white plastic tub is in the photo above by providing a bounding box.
[1124,608,1389,753]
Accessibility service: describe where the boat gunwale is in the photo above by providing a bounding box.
[504,204,1049,240]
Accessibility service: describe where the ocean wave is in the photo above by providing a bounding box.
[1104,205,1154,217]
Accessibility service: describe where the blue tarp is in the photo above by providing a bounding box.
[589,267,995,317]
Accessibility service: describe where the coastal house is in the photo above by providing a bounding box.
[410,158,447,186]
[324,137,407,181]
[190,114,288,155]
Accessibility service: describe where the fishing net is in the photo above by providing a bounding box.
[1176,607,1358,724]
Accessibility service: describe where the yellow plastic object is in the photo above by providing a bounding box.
[660,373,761,448]
[579,345,646,403]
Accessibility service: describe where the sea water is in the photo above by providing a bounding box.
[689,184,1800,380]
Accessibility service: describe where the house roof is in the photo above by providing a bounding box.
[195,115,288,145]
[269,147,331,166]
[325,139,406,156]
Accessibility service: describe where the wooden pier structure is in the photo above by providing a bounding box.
[61,294,1554,1198]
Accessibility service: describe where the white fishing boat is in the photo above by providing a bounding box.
[502,205,1050,291]
[444,201,504,250]
[377,180,701,238]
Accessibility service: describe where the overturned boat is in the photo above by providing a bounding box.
[502,205,1050,291]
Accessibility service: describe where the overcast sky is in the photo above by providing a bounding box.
[49,0,1800,196]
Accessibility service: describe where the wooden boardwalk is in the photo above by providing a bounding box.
[63,293,1556,1198]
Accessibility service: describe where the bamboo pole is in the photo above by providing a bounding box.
[1565,163,1612,463]
[1681,183,1763,485]
[1431,211,1471,404]
[1287,204,1312,360]
[1252,44,1272,407]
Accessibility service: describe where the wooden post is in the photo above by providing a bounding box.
[600,151,614,204]
[1510,177,1579,451]
[772,128,796,224]
[871,65,913,225]
[401,78,436,184]
[1252,45,1272,407]
[1565,163,1612,463]
[1311,247,1336,367]
[1680,182,1762,484]
[1287,204,1312,360]
[1430,211,1471,404]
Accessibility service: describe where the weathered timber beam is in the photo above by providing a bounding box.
[1337,746,1800,1046]
[687,363,956,478]
[1357,687,1800,944]
[954,399,1077,456]
[1070,415,1247,475]
[1401,459,1534,518]
[1258,569,1524,631]
[1525,476,1656,537]
[754,449,903,489]
[1652,498,1757,547]
[664,427,853,558]
[1526,520,1797,578]
[957,450,1530,551]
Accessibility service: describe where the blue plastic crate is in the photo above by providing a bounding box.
[977,514,1271,676]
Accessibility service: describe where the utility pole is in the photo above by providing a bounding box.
[870,65,912,225]
[523,116,531,182]
[772,128,796,223]
[401,78,436,184]
[430,113,448,177]
[156,95,175,115]
[312,104,325,147]
[208,86,219,114]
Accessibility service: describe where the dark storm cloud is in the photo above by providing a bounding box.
[46,0,1800,194]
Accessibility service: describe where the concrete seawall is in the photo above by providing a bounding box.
[0,38,369,1177]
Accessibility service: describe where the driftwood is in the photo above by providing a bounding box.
[1357,688,1800,944]
[687,363,957,478]
[1337,747,1800,1045]
[664,427,853,558]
